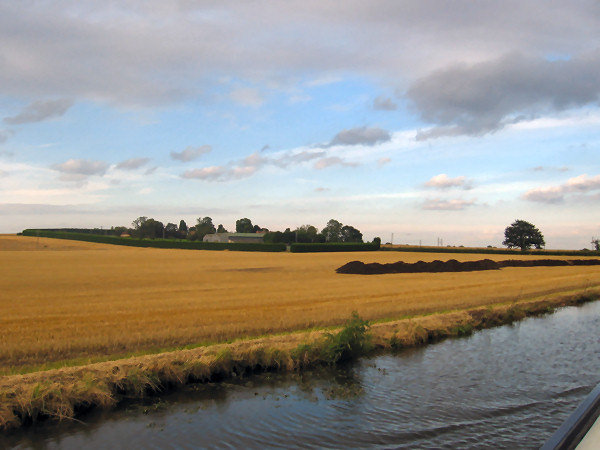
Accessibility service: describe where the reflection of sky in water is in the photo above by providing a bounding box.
[4,302,600,450]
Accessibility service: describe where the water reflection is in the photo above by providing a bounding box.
[3,301,600,449]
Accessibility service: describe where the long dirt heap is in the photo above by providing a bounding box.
[336,258,600,274]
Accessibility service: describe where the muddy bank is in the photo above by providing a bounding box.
[336,258,600,275]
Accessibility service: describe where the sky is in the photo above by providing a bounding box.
[1,1,599,249]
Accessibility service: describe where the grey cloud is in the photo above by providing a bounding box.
[424,174,472,190]
[532,165,569,172]
[522,173,600,203]
[422,198,476,210]
[170,145,212,162]
[271,150,325,168]
[327,126,391,147]
[408,51,600,138]
[522,188,564,204]
[116,157,151,170]
[52,159,109,179]
[229,87,265,107]
[373,96,397,111]
[4,99,73,125]
[0,129,14,144]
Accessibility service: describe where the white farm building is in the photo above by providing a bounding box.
[203,233,265,244]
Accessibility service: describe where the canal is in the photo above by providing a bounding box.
[4,301,600,449]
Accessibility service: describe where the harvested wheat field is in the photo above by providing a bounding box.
[2,235,599,375]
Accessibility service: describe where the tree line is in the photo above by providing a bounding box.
[110,217,369,244]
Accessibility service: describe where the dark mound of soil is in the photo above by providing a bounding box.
[336,258,600,275]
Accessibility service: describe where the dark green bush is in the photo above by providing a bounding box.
[21,230,286,252]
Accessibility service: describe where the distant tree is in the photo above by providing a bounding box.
[340,225,363,243]
[294,224,318,243]
[187,226,197,240]
[131,216,148,230]
[194,217,216,241]
[372,237,381,247]
[113,226,128,236]
[264,231,284,244]
[236,218,254,233]
[178,220,188,236]
[321,219,343,242]
[134,218,164,239]
[282,228,295,243]
[164,222,178,239]
[217,224,228,233]
[503,219,545,251]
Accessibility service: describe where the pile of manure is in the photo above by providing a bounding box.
[336,258,600,275]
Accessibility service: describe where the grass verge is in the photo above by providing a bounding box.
[1,291,597,431]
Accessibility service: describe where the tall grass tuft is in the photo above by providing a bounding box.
[293,311,372,367]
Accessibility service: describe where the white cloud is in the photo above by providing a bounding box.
[522,174,600,203]
[422,198,476,210]
[424,174,472,189]
[181,165,258,182]
[314,157,359,170]
[116,157,151,170]
[180,148,327,182]
[170,145,212,162]
[52,159,109,178]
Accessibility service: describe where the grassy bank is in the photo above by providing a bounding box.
[1,291,597,431]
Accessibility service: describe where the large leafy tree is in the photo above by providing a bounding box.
[503,219,545,251]
[321,219,343,242]
[195,216,216,240]
[164,222,178,238]
[133,218,164,239]
[294,224,319,243]
[341,225,363,243]
[236,218,254,233]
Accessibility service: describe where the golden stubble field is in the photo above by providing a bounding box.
[1,235,599,373]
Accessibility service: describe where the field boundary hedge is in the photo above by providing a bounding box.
[21,229,287,252]
[290,242,380,253]
[380,245,598,257]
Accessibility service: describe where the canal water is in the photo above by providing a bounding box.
[4,301,600,449]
